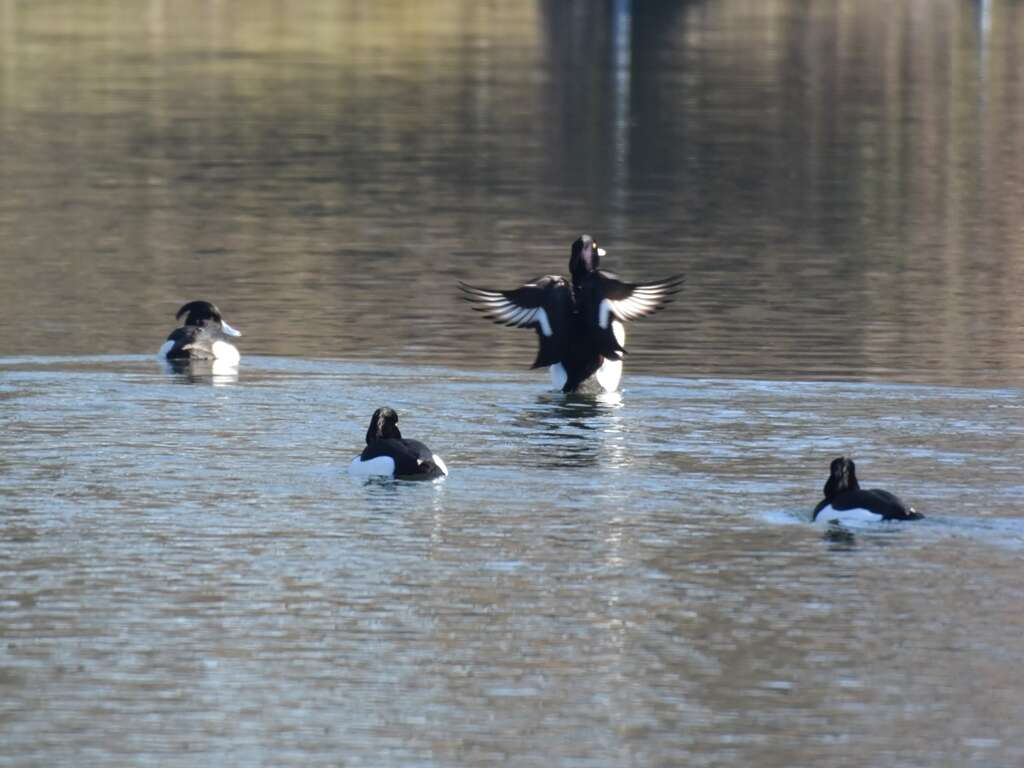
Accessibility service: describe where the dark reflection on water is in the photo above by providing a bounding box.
[511,392,627,468]
[0,0,1022,385]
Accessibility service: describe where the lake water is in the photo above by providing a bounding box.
[2,2,1023,766]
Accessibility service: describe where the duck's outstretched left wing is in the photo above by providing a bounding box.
[459,276,573,369]
[595,272,686,325]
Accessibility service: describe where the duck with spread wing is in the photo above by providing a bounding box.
[459,235,683,393]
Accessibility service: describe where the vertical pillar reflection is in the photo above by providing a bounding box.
[610,0,632,226]
[1,0,14,133]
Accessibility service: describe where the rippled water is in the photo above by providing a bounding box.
[2,355,1023,766]
[2,1,1024,766]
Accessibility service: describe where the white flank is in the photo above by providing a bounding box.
[157,340,175,358]
[550,363,568,391]
[348,455,396,477]
[536,307,553,337]
[595,356,623,392]
[814,506,884,525]
[598,298,612,329]
[211,341,241,365]
[432,454,449,476]
[612,319,625,348]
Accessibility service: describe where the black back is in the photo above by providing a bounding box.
[559,305,606,392]
[360,438,444,479]
[574,271,628,358]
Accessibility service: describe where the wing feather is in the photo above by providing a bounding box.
[597,273,685,324]
[459,276,572,368]
[459,277,568,334]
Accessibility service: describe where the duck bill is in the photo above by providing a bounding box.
[221,321,242,337]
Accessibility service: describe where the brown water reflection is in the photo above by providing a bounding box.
[0,0,1022,384]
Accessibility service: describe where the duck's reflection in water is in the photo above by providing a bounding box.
[511,391,628,469]
[160,358,239,387]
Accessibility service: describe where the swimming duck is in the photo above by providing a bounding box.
[349,407,448,480]
[812,456,924,523]
[159,300,242,364]
[459,235,683,392]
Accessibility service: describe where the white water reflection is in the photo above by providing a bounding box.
[609,0,631,226]
[160,358,240,386]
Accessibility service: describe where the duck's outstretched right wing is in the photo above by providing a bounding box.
[459,276,573,369]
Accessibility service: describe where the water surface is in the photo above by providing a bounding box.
[2,355,1023,766]
[2,1,1024,766]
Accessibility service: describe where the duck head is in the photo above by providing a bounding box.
[366,407,402,444]
[569,235,606,284]
[823,456,860,499]
[175,300,241,336]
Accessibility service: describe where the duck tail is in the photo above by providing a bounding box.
[414,459,446,480]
